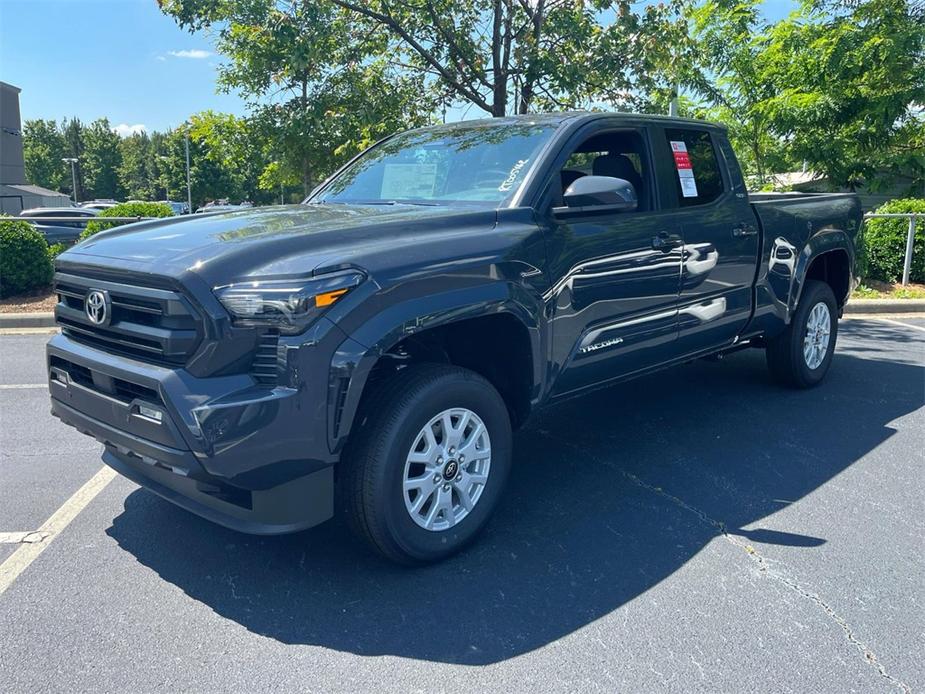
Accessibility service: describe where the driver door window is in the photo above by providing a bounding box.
[557,131,653,212]
[545,127,681,396]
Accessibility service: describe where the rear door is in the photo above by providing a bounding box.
[656,127,760,354]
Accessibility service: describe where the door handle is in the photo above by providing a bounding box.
[732,223,758,237]
[652,232,683,252]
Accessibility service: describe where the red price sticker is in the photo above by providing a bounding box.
[673,151,692,170]
[669,141,698,198]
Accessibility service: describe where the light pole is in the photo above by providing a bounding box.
[62,157,78,204]
[184,128,192,213]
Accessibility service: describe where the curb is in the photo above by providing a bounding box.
[0,312,57,329]
[2,300,923,329]
[844,299,925,314]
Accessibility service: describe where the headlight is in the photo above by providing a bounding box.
[214,270,363,335]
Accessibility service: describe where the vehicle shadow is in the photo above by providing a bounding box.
[106,328,923,665]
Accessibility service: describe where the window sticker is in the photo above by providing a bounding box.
[498,159,529,192]
[670,141,699,198]
[380,163,438,199]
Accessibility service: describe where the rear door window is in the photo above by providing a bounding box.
[663,128,724,207]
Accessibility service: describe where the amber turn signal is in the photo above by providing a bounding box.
[314,288,349,307]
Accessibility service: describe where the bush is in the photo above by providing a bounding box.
[80,201,174,240]
[863,198,925,283]
[0,218,54,298]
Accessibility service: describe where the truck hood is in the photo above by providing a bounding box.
[60,204,498,286]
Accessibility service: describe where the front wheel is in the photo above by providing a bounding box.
[339,364,512,564]
[766,279,839,388]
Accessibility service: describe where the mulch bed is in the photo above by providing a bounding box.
[0,287,57,313]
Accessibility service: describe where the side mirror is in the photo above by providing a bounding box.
[554,175,638,217]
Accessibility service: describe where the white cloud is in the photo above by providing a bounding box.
[167,49,211,59]
[113,123,147,138]
[156,55,166,62]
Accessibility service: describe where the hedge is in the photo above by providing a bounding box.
[863,198,925,284]
[0,218,54,298]
[80,201,174,240]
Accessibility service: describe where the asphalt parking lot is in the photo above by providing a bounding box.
[0,317,922,693]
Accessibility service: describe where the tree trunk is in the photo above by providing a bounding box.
[490,0,506,116]
[518,83,533,114]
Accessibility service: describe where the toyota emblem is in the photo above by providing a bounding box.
[85,289,109,325]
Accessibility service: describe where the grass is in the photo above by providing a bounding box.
[852,280,925,300]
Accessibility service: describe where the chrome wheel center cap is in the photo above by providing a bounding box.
[442,459,459,480]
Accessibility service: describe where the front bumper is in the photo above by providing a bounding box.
[47,331,337,534]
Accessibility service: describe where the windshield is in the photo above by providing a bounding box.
[311,122,557,206]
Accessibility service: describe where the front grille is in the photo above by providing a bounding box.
[250,331,280,385]
[54,272,203,366]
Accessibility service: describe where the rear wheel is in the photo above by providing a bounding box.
[766,280,838,388]
[339,364,512,564]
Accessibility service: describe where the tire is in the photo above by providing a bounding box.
[766,280,839,388]
[339,363,512,564]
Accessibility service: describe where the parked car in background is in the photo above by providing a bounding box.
[80,199,119,212]
[19,206,98,245]
[159,200,190,215]
[196,199,253,213]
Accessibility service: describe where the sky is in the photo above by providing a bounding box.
[0,0,799,136]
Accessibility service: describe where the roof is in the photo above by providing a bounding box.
[0,183,71,197]
[20,207,96,216]
[413,110,727,135]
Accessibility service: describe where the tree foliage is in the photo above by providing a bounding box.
[81,118,125,200]
[322,0,689,116]
[19,0,925,210]
[22,120,67,193]
[758,0,925,190]
[0,218,53,297]
[862,198,925,283]
[80,201,175,240]
[160,0,436,192]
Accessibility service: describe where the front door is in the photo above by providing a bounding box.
[543,127,682,398]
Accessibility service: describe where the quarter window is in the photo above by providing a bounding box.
[664,128,724,207]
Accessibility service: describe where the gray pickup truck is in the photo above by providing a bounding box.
[47,112,862,563]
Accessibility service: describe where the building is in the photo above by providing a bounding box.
[1,81,72,214]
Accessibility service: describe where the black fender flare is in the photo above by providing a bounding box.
[788,229,856,319]
[325,282,544,454]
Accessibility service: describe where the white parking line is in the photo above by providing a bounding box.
[0,384,47,390]
[0,466,116,596]
[875,317,925,333]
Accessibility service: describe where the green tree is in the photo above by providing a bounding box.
[159,124,244,209]
[22,119,67,192]
[61,118,86,201]
[158,0,686,190]
[118,131,157,201]
[248,61,432,194]
[81,119,124,200]
[758,0,925,190]
[160,0,434,192]
[188,111,275,204]
[324,0,687,116]
[684,0,786,185]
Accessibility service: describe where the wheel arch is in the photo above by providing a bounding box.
[327,283,543,455]
[790,230,855,318]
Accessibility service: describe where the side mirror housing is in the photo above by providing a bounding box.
[554,175,638,217]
